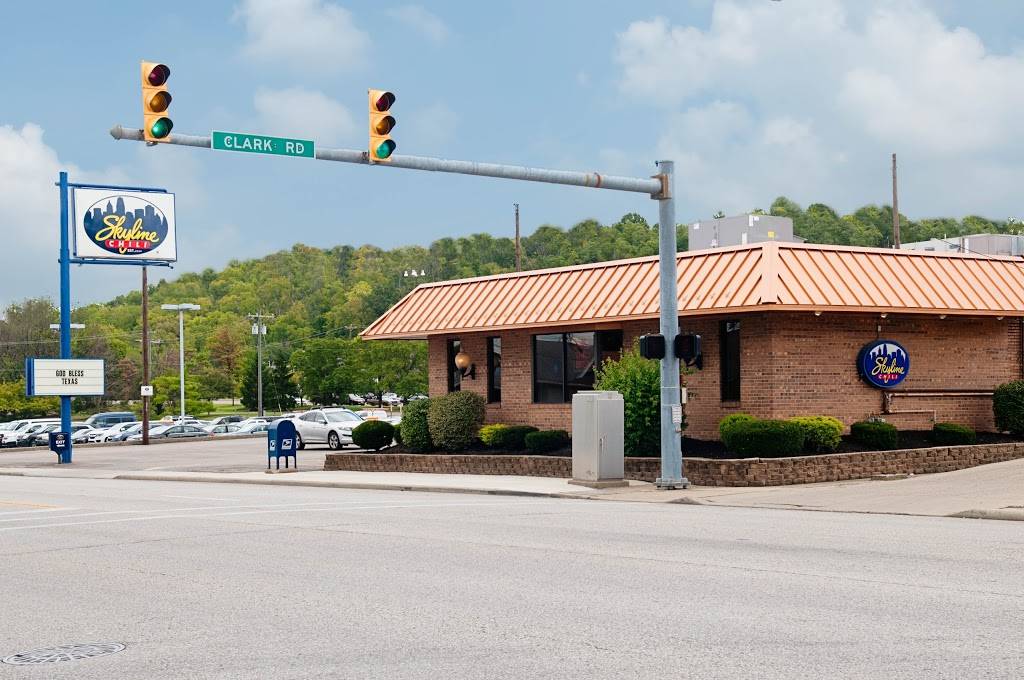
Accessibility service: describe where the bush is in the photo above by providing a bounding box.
[850,421,899,450]
[931,422,977,445]
[427,391,486,452]
[393,424,403,446]
[993,380,1024,435]
[352,420,395,451]
[595,347,669,457]
[480,424,538,450]
[719,413,757,451]
[729,419,805,458]
[399,399,433,452]
[524,429,570,454]
[789,416,844,453]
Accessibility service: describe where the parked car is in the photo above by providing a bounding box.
[72,427,103,443]
[381,392,401,405]
[207,415,244,428]
[127,424,209,441]
[109,423,144,442]
[292,408,365,450]
[85,411,136,429]
[92,421,140,442]
[0,419,59,447]
[347,393,366,404]
[30,422,89,447]
[206,423,241,435]
[3,421,60,448]
[219,421,271,437]
[360,408,402,426]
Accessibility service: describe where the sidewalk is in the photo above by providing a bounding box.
[1,458,1021,520]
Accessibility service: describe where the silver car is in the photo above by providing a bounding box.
[292,408,364,450]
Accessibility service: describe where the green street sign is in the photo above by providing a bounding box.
[211,131,314,158]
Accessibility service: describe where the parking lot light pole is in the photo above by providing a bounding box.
[161,303,200,419]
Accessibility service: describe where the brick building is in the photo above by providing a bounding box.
[362,243,1024,439]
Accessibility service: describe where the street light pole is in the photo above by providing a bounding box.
[162,303,200,419]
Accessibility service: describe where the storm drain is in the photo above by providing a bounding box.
[2,642,125,665]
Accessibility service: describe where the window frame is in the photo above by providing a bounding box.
[720,319,741,401]
[486,337,501,403]
[531,330,622,404]
[447,338,462,392]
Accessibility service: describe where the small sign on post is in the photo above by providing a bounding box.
[141,385,154,397]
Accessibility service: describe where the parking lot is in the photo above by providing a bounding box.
[0,435,334,474]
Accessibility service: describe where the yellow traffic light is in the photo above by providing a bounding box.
[141,61,173,143]
[368,88,396,162]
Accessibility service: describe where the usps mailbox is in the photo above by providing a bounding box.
[48,431,71,463]
[267,419,297,471]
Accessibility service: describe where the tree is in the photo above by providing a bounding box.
[0,380,59,418]
[241,348,298,412]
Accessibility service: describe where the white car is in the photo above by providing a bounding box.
[347,393,366,404]
[292,408,365,450]
[92,421,140,442]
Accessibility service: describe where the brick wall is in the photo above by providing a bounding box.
[427,314,1022,440]
[325,442,1024,486]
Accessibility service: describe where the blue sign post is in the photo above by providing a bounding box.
[47,172,173,464]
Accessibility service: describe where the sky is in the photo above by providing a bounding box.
[2,0,1024,309]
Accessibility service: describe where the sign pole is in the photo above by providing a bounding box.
[141,266,150,445]
[57,171,73,464]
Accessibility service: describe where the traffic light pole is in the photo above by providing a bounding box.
[109,125,689,489]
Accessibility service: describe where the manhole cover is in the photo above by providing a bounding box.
[2,642,125,665]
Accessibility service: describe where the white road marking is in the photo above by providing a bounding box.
[161,495,240,502]
[0,500,532,532]
[0,507,73,516]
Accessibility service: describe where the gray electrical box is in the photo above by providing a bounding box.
[689,214,801,250]
[569,391,627,488]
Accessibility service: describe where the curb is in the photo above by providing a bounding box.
[947,509,1024,522]
[112,473,582,500]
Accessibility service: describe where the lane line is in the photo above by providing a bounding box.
[0,507,73,516]
[161,495,241,502]
[0,500,59,509]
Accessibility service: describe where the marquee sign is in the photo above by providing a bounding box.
[857,340,909,389]
[25,358,105,397]
[72,188,176,262]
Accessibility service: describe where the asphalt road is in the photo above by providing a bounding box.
[0,476,1021,679]
[0,436,324,473]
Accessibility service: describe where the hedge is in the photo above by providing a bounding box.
[931,422,977,445]
[524,429,570,454]
[479,424,538,451]
[993,380,1024,435]
[594,347,666,456]
[427,391,486,452]
[789,416,844,453]
[850,421,899,450]
[719,413,757,451]
[728,419,805,458]
[352,420,395,451]
[399,399,433,452]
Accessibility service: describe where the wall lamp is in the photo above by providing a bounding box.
[813,311,822,317]
[454,351,476,380]
[880,313,888,319]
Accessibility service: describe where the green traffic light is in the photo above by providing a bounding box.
[150,117,173,139]
[375,139,396,159]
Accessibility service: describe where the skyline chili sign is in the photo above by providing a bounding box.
[857,339,910,389]
[72,188,176,261]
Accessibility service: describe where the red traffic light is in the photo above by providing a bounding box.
[146,63,170,87]
[373,91,395,112]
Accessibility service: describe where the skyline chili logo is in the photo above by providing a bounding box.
[81,195,168,256]
[857,339,910,389]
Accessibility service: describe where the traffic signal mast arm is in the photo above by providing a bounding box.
[109,125,664,196]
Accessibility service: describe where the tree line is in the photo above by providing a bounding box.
[0,198,1015,416]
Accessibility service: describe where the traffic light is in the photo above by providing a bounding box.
[141,61,172,143]
[675,333,703,369]
[638,334,666,360]
[368,88,396,162]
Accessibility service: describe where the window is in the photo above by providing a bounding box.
[487,337,501,403]
[447,339,462,392]
[532,330,622,403]
[720,320,741,401]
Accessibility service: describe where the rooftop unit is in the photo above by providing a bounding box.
[688,214,802,251]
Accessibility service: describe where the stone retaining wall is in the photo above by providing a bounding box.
[326,442,1024,487]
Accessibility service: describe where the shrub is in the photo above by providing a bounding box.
[931,422,977,445]
[524,429,570,454]
[480,424,538,450]
[427,391,486,452]
[993,380,1024,435]
[850,421,899,450]
[399,399,433,452]
[595,347,669,457]
[352,420,395,451]
[393,424,403,446]
[719,413,757,451]
[789,416,844,453]
[728,419,805,458]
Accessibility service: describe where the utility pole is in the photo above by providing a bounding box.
[514,203,522,272]
[892,153,901,248]
[141,267,149,444]
[161,303,201,419]
[248,312,274,417]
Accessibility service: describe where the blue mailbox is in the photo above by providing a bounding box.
[267,419,297,471]
[48,431,71,463]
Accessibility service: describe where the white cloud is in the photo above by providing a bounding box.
[613,0,1024,218]
[387,5,449,44]
[253,87,357,146]
[235,0,370,73]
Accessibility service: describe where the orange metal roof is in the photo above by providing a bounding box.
[363,242,1024,339]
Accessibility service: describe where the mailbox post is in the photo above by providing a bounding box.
[48,431,71,464]
[266,419,297,472]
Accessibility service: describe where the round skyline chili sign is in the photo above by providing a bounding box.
[72,188,177,262]
[857,339,910,389]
